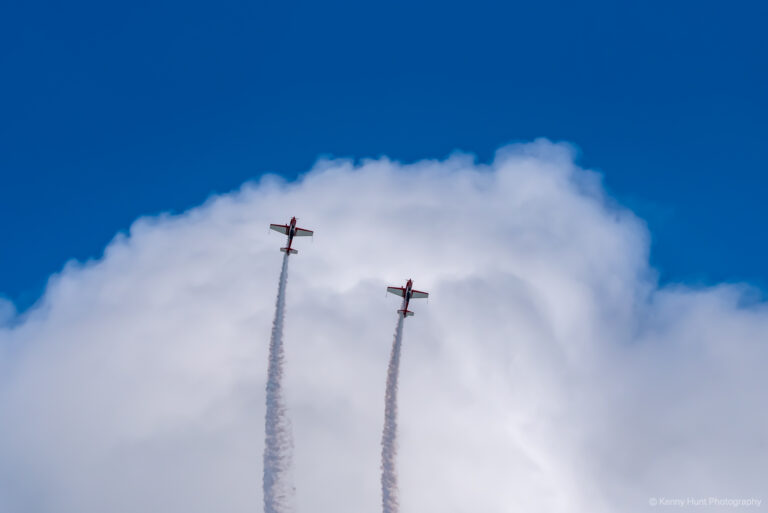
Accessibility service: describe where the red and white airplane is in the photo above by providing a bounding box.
[269,217,313,254]
[387,279,429,317]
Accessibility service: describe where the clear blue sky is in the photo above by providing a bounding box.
[1,0,766,309]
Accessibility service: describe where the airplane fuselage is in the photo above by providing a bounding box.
[402,280,414,313]
[285,218,298,251]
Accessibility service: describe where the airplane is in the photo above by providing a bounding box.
[386,279,429,317]
[269,217,313,254]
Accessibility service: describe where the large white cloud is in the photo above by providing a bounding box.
[0,140,765,512]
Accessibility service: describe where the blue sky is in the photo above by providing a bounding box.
[1,0,766,309]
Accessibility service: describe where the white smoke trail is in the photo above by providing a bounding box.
[381,313,405,513]
[263,253,294,513]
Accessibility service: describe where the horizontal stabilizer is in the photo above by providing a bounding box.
[398,309,414,317]
[280,247,298,254]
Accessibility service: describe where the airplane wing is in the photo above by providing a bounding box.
[295,228,313,236]
[411,290,429,299]
[270,224,289,234]
[387,287,406,297]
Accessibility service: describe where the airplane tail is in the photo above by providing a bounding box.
[280,247,298,254]
[398,309,414,317]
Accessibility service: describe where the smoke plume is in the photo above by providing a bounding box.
[263,253,294,513]
[381,313,405,513]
